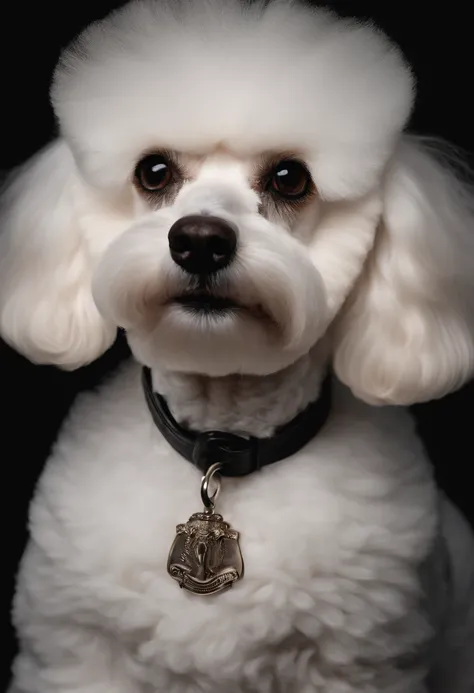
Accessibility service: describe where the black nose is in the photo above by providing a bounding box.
[168,215,237,275]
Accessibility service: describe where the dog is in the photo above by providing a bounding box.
[2,1,474,691]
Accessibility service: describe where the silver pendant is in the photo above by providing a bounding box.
[167,463,244,595]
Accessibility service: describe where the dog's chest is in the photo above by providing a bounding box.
[34,372,436,690]
[73,435,349,650]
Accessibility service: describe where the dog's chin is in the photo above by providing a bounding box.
[126,296,310,377]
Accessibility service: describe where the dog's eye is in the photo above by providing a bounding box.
[270,160,311,199]
[135,154,173,192]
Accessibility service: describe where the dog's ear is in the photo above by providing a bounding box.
[0,139,117,369]
[333,135,474,405]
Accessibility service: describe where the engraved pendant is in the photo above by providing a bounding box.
[167,463,244,596]
[167,511,244,595]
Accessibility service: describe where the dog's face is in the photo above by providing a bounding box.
[92,145,379,377]
[52,0,408,378]
[96,148,326,376]
[1,0,474,405]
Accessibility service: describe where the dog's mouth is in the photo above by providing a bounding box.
[169,286,277,329]
[173,291,239,315]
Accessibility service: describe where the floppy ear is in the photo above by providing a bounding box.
[333,135,474,405]
[0,139,117,369]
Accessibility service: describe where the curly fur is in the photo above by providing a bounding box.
[1,1,474,691]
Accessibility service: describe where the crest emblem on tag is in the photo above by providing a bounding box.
[167,511,244,596]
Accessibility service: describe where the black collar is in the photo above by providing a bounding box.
[142,367,331,477]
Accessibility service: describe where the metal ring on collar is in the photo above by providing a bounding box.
[201,462,223,511]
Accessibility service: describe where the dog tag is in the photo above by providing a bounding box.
[167,511,243,595]
[167,463,244,595]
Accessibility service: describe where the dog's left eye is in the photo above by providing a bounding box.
[269,160,311,200]
[135,154,174,192]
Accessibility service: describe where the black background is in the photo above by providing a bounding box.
[1,1,473,688]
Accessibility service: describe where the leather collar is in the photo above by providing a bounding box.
[142,366,331,477]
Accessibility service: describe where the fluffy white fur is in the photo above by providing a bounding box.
[2,1,474,691]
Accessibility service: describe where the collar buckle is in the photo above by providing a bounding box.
[192,431,259,476]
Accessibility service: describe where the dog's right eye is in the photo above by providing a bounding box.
[135,154,174,192]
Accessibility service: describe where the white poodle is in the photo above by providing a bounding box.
[2,1,474,691]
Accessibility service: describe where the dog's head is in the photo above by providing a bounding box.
[1,0,473,405]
